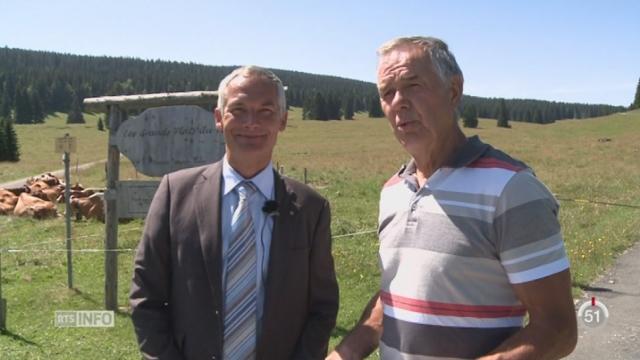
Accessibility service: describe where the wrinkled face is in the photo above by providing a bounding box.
[215,75,287,161]
[377,45,461,156]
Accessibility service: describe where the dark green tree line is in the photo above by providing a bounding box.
[0,46,625,124]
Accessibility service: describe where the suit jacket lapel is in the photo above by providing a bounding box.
[194,162,224,310]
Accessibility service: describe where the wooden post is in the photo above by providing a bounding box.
[63,142,73,289]
[104,106,122,311]
[304,168,308,185]
[0,249,6,329]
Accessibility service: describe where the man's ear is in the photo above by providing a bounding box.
[279,110,288,131]
[214,108,223,132]
[449,75,463,107]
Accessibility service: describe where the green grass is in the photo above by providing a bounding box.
[0,216,142,359]
[1,108,640,359]
[0,113,109,183]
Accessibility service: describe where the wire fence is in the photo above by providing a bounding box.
[554,195,640,209]
[1,194,638,255]
[0,228,379,254]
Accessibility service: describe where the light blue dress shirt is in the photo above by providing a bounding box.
[221,156,275,326]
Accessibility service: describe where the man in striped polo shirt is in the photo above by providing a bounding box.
[328,37,577,359]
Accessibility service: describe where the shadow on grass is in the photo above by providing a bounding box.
[71,288,132,318]
[573,282,613,293]
[71,288,101,307]
[574,281,640,297]
[0,328,39,347]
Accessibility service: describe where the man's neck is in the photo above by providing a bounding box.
[413,129,466,187]
[226,154,271,179]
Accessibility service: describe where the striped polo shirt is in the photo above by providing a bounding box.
[378,136,569,359]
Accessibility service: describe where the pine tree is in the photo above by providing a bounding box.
[368,96,385,118]
[313,92,328,120]
[497,98,510,128]
[0,85,11,119]
[0,117,7,161]
[49,79,73,113]
[302,94,314,120]
[632,77,640,109]
[14,87,33,124]
[354,96,364,112]
[67,91,85,124]
[462,104,478,128]
[3,117,20,161]
[30,90,46,123]
[343,96,355,120]
[326,93,342,120]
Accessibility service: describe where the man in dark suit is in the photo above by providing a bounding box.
[130,66,339,360]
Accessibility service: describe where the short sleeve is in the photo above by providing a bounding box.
[494,171,569,284]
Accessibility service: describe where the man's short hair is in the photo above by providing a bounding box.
[378,36,464,83]
[217,65,286,115]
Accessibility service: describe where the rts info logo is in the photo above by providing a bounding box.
[55,310,115,328]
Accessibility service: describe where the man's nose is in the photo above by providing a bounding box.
[391,89,409,109]
[243,111,259,126]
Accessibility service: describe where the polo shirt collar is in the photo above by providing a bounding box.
[400,135,490,177]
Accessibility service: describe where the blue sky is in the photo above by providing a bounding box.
[2,0,638,106]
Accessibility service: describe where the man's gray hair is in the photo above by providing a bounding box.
[217,65,286,115]
[378,36,463,83]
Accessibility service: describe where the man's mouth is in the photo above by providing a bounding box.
[396,119,416,129]
[237,133,266,139]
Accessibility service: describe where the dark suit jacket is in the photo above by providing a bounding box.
[130,161,339,360]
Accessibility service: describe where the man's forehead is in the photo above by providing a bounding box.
[226,75,277,96]
[228,74,273,89]
[377,47,430,78]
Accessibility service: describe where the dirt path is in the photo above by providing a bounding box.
[567,240,640,359]
[0,160,106,189]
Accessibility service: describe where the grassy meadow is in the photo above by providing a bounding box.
[1,108,639,358]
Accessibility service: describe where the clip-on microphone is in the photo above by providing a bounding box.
[262,200,279,217]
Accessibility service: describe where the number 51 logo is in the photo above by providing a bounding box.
[577,297,609,328]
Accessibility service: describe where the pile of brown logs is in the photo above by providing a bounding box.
[0,173,104,222]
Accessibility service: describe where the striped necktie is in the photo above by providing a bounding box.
[224,181,258,359]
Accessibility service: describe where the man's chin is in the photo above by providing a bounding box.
[232,142,273,156]
[398,137,433,156]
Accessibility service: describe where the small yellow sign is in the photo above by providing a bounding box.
[55,135,77,153]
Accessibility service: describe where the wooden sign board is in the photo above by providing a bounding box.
[116,180,161,219]
[115,105,225,177]
[55,136,77,153]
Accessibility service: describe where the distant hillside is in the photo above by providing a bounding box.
[0,47,625,124]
